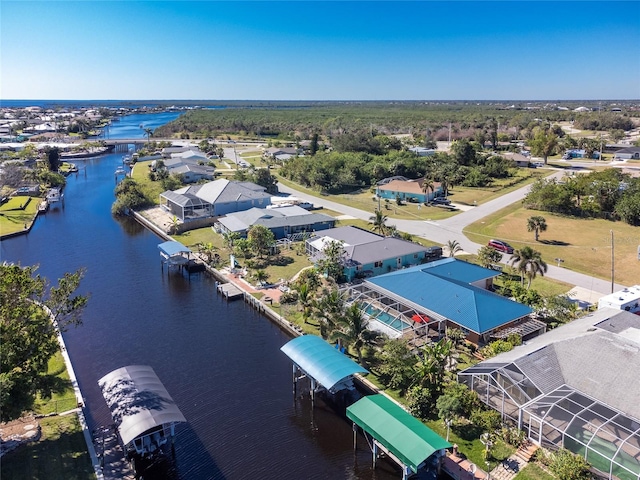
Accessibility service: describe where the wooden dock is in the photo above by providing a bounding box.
[217,282,244,300]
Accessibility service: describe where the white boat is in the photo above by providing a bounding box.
[46,188,63,203]
[115,167,126,175]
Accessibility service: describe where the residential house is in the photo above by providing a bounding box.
[159,179,271,222]
[216,205,336,239]
[614,146,640,161]
[408,146,436,157]
[263,146,299,161]
[458,308,640,480]
[502,152,531,167]
[306,225,434,282]
[376,176,442,203]
[343,258,538,342]
[163,150,215,183]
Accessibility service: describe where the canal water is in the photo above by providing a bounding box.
[0,113,399,480]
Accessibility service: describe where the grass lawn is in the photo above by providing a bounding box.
[239,150,262,158]
[173,225,314,284]
[276,170,548,223]
[463,203,640,286]
[514,463,556,480]
[0,196,39,236]
[33,351,77,415]
[1,415,95,480]
[130,160,165,205]
[2,347,94,480]
[444,169,549,206]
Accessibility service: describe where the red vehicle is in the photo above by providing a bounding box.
[488,239,514,254]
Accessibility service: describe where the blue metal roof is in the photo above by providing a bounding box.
[158,240,191,256]
[380,257,498,284]
[368,267,532,334]
[280,335,369,390]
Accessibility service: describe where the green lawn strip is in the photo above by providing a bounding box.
[1,415,95,480]
[33,351,77,415]
[464,203,639,287]
[0,196,39,235]
[447,169,548,206]
[130,160,165,205]
[513,462,556,480]
[1,196,32,211]
[3,348,94,480]
[239,150,262,158]
[172,226,223,250]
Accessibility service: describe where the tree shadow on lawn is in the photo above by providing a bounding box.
[268,255,294,267]
[452,423,484,442]
[539,239,571,246]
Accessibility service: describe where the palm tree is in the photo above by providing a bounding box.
[197,242,218,264]
[330,302,379,366]
[369,209,388,236]
[313,287,345,339]
[421,177,434,203]
[509,246,548,288]
[414,338,453,393]
[253,269,269,286]
[446,239,462,257]
[297,283,313,324]
[143,127,153,146]
[527,216,547,242]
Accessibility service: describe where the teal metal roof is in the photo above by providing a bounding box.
[347,394,451,473]
[367,262,532,334]
[280,335,369,390]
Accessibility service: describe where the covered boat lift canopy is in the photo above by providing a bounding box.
[98,365,186,457]
[158,240,191,268]
[280,335,369,404]
[347,394,451,479]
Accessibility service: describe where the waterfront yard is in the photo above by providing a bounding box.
[464,203,640,287]
[0,196,39,237]
[130,160,165,204]
[173,226,314,284]
[1,350,94,480]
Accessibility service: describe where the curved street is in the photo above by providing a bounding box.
[277,173,627,299]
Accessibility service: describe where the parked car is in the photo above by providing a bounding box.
[432,197,451,205]
[488,239,514,254]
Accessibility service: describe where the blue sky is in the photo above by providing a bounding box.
[2,1,639,100]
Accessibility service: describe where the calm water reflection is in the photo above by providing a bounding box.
[0,115,400,480]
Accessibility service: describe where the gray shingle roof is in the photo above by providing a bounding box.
[348,237,429,265]
[179,179,270,204]
[308,226,382,246]
[486,309,640,420]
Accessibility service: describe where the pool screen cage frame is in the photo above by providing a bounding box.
[459,366,640,480]
[341,283,446,338]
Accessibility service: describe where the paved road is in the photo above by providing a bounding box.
[277,173,627,296]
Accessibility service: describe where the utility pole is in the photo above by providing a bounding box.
[611,230,615,293]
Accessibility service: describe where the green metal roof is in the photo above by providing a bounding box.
[346,394,451,473]
[280,335,369,391]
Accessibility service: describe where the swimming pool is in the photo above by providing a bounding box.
[363,303,412,332]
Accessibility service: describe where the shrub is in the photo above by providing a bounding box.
[407,385,434,420]
[279,291,299,304]
[549,449,591,480]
